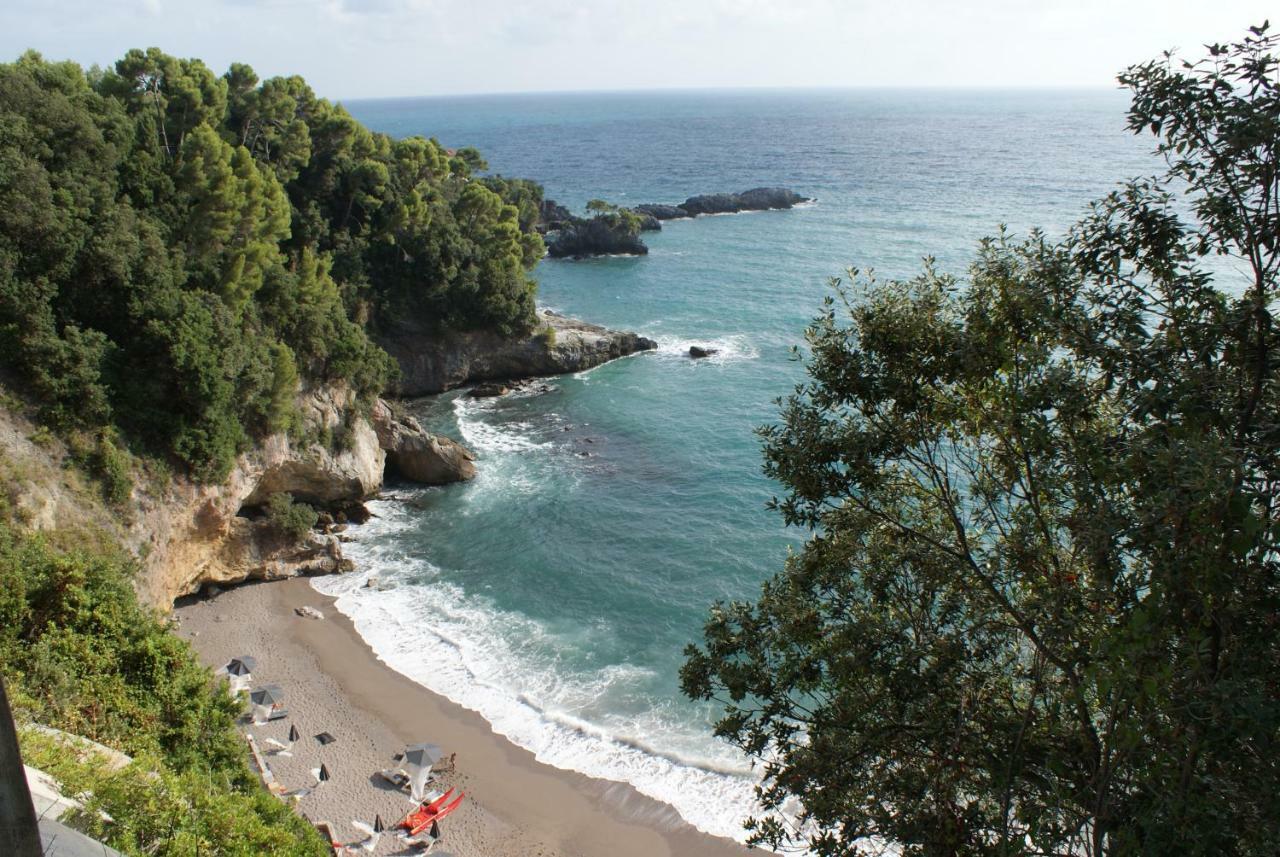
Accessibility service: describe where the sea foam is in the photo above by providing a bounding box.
[650,333,760,364]
[314,393,767,842]
[313,500,763,843]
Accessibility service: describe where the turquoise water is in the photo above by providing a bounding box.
[315,90,1157,839]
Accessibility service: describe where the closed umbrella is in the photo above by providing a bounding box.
[373,815,385,833]
[288,724,300,743]
[317,763,330,782]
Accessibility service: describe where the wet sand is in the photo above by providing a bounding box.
[174,577,751,857]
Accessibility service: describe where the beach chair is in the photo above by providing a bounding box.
[377,767,412,791]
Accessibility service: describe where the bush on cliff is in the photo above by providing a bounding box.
[265,491,318,542]
[0,518,327,853]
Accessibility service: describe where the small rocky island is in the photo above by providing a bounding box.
[640,187,811,219]
[542,187,810,259]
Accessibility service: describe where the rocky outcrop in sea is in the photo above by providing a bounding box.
[379,308,657,397]
[372,399,477,484]
[548,216,649,259]
[640,187,811,218]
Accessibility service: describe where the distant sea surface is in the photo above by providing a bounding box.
[316,89,1156,841]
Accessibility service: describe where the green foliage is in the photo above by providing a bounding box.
[584,198,642,236]
[683,25,1280,857]
[20,719,326,857]
[480,175,546,234]
[72,430,134,507]
[0,520,326,854]
[0,523,242,772]
[264,492,317,542]
[0,47,543,480]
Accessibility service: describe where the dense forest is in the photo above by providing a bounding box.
[0,46,554,855]
[0,48,544,482]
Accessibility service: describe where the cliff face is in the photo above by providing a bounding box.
[0,383,477,608]
[380,309,657,397]
[129,384,384,607]
[133,386,484,606]
[3,311,652,606]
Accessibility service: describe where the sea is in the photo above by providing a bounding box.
[315,88,1157,842]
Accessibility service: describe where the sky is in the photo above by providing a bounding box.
[0,0,1272,100]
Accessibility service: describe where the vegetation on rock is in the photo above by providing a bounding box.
[0,48,544,482]
[264,492,318,542]
[547,199,648,258]
[0,511,325,854]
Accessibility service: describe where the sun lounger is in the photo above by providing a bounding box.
[377,768,412,790]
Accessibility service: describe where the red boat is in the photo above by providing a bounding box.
[402,790,466,836]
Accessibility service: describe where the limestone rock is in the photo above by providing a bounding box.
[468,383,510,398]
[736,187,809,210]
[680,192,743,216]
[678,187,810,216]
[633,203,688,220]
[380,310,657,397]
[371,400,477,484]
[295,605,324,620]
[130,383,386,607]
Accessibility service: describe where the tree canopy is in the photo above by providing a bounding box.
[0,48,544,480]
[683,24,1280,857]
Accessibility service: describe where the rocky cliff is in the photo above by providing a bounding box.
[379,309,657,397]
[0,383,477,608]
[3,308,654,605]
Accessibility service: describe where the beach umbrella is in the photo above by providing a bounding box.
[373,815,385,834]
[403,742,444,801]
[315,731,337,745]
[318,764,331,782]
[288,724,300,743]
[249,685,284,723]
[225,656,256,676]
[249,685,284,707]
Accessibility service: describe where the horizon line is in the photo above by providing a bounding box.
[337,82,1127,104]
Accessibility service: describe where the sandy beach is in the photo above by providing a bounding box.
[173,577,752,857]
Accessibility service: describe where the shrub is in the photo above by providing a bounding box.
[264,492,317,542]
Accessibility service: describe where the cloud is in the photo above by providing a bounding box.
[1,0,1273,98]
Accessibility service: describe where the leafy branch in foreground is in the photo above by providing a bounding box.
[683,23,1280,857]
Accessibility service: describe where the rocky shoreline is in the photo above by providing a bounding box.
[379,308,657,397]
[139,309,654,604]
[0,308,655,607]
